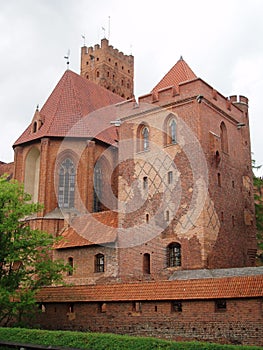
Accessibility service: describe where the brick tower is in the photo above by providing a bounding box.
[80,38,134,100]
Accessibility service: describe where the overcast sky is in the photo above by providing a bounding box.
[0,0,263,174]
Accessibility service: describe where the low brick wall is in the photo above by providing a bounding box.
[34,298,263,346]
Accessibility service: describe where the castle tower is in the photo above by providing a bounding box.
[81,38,134,100]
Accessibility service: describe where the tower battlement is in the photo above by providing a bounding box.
[81,38,134,100]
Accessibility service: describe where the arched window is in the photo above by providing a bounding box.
[220,122,228,153]
[167,243,181,267]
[93,166,102,212]
[95,253,105,273]
[164,115,177,146]
[143,253,150,274]
[169,119,177,144]
[24,147,40,203]
[137,124,150,152]
[142,127,149,151]
[58,158,75,209]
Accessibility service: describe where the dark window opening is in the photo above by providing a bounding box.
[217,173,221,187]
[215,299,226,312]
[68,303,74,313]
[143,253,150,274]
[33,121,37,133]
[171,301,182,312]
[168,171,173,184]
[146,213,149,223]
[68,257,73,276]
[95,253,105,273]
[167,243,181,267]
[143,176,148,190]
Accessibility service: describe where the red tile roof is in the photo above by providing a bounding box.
[54,211,118,249]
[14,70,123,146]
[37,275,263,302]
[152,57,197,94]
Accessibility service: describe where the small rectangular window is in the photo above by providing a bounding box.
[215,299,226,312]
[171,301,182,312]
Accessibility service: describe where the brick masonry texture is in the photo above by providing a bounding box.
[4,39,261,346]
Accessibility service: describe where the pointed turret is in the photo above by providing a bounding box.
[152,57,197,93]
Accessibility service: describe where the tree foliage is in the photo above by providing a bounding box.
[0,175,69,326]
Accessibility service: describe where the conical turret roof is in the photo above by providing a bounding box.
[152,57,197,93]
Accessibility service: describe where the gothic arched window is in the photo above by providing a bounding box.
[58,158,75,209]
[167,243,181,267]
[163,115,177,146]
[169,119,177,144]
[93,166,102,212]
[137,123,150,152]
[142,127,149,151]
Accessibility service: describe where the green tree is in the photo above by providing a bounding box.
[0,175,69,326]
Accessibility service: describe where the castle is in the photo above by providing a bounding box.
[1,38,263,346]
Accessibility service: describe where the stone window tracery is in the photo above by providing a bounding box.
[58,158,76,209]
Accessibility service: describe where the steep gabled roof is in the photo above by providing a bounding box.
[152,57,197,93]
[37,275,263,302]
[14,70,124,146]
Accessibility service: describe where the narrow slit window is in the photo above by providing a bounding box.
[143,176,148,190]
[168,171,173,184]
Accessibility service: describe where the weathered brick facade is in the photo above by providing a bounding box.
[9,40,261,345]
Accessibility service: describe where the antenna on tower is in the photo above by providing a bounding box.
[108,16,111,41]
[81,34,86,46]
[64,49,70,69]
